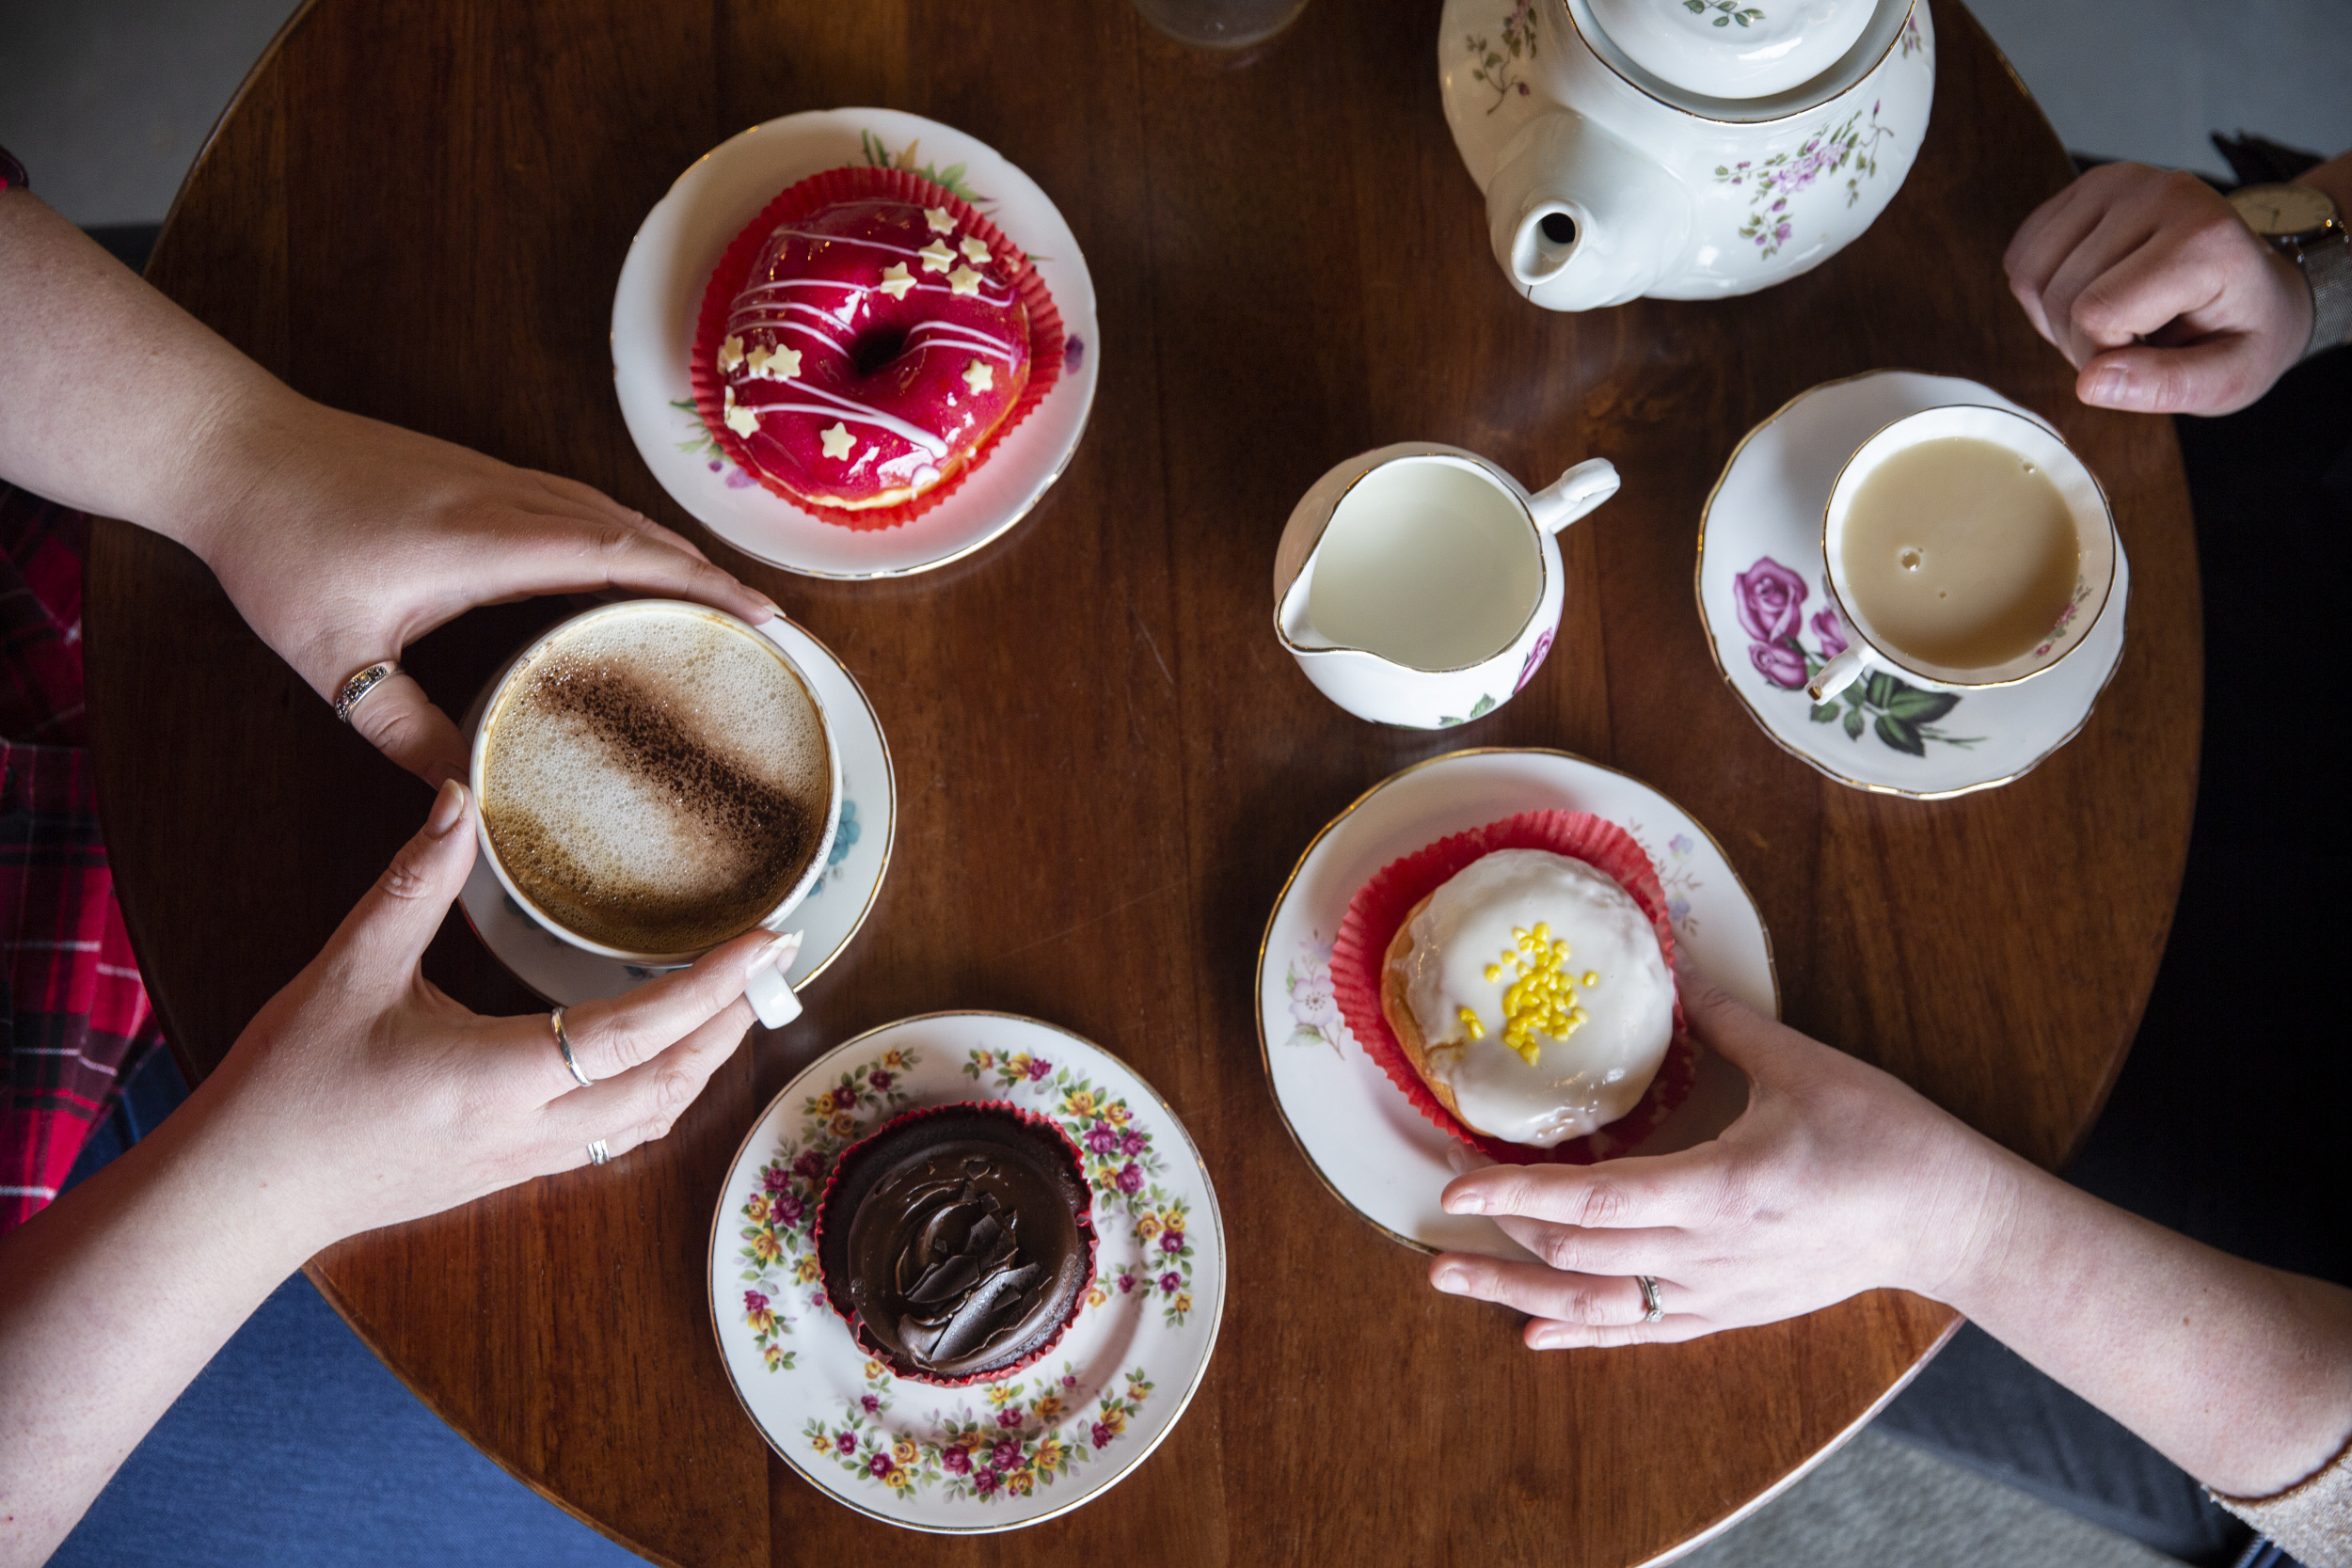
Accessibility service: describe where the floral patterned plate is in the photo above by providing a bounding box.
[612,107,1100,579]
[708,1013,1225,1532]
[1257,748,1775,1259]
[1697,370,2131,799]
[454,616,894,1006]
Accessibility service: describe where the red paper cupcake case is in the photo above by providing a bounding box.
[691,165,1067,533]
[1330,811,1697,1167]
[811,1100,1100,1388]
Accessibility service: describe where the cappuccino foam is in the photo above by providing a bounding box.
[479,610,830,956]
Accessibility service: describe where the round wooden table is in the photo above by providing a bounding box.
[87,0,2201,1561]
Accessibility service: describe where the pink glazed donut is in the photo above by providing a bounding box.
[713,198,1033,515]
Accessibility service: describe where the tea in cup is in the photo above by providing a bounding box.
[1807,405,2117,704]
[469,600,841,1027]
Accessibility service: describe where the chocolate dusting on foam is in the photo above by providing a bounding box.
[485,654,816,955]
[822,1118,1089,1380]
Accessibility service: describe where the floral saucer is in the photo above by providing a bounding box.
[1256,749,1775,1259]
[1697,370,2132,799]
[612,107,1100,580]
[708,1013,1225,1533]
[454,616,894,1006]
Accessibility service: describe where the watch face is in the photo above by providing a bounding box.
[2231,182,2339,238]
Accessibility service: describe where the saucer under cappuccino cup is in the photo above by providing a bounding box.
[469,600,841,990]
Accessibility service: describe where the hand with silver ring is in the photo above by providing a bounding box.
[178,777,791,1236]
[1424,962,2003,1349]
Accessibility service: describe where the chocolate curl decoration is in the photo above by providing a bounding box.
[892,1164,1049,1368]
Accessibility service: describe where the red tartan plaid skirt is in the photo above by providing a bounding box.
[0,485,164,1233]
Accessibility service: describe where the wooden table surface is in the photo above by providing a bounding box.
[87,0,2201,1562]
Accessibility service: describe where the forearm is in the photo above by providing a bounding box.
[1933,1138,2352,1498]
[0,188,305,559]
[0,1069,330,1563]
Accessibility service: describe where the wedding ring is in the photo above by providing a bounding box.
[586,1139,611,1166]
[1637,1275,1665,1324]
[552,1007,593,1088]
[332,660,402,723]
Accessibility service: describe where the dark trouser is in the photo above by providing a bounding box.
[1875,342,2352,1567]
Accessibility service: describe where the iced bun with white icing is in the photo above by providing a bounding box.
[1379,848,1675,1147]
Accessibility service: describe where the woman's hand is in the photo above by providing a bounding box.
[191,396,780,791]
[2003,162,2311,416]
[1425,969,2013,1347]
[199,776,786,1246]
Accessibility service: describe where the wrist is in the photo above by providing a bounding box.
[163,1058,353,1267]
[1890,1117,2027,1304]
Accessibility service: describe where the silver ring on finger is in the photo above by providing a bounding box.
[586,1138,611,1166]
[1637,1275,1665,1323]
[552,1007,593,1088]
[332,660,403,723]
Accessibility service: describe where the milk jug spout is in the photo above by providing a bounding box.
[1486,109,1693,312]
[1275,558,1345,655]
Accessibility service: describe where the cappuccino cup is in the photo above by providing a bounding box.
[1808,404,2117,704]
[469,600,841,1027]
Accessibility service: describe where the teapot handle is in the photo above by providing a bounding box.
[1527,458,1621,535]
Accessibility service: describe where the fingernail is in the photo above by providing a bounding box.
[1530,1329,1563,1351]
[746,928,803,977]
[1446,1191,1484,1215]
[750,595,782,625]
[2086,365,2131,404]
[1432,1268,1469,1294]
[427,779,467,836]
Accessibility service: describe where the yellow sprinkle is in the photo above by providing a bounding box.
[1583,971,1599,987]
[1533,923,1550,942]
[1484,964,1502,983]
[1456,1006,1485,1040]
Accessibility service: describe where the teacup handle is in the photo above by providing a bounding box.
[1527,458,1621,535]
[1807,644,1868,704]
[744,948,803,1030]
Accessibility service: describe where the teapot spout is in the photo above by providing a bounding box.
[1486,109,1692,312]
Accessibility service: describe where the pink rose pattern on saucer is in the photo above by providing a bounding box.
[1732,554,1984,757]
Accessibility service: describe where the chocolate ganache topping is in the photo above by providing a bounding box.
[818,1107,1092,1382]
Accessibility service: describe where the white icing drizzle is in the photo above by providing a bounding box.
[1396,849,1674,1146]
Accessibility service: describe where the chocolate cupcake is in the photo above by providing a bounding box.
[814,1101,1096,1385]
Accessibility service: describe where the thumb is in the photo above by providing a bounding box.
[346,671,469,789]
[1672,959,1790,1077]
[2076,340,2280,417]
[328,780,478,979]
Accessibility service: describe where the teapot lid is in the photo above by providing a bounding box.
[1584,0,1880,99]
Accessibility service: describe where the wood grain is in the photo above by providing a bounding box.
[85,0,2199,1562]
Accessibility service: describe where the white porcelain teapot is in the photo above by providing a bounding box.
[1438,0,1934,309]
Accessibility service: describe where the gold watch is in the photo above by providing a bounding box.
[2228,182,2352,362]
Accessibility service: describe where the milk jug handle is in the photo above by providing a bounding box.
[1527,458,1621,535]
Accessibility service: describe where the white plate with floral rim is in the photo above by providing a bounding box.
[1697,370,2131,800]
[709,1012,1224,1533]
[612,107,1099,580]
[454,616,894,1006]
[1257,748,1776,1260]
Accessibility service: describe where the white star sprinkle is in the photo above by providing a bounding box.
[746,344,802,379]
[961,358,993,394]
[723,388,758,436]
[819,421,855,460]
[946,265,982,296]
[877,261,915,300]
[959,235,991,264]
[917,241,954,274]
[718,334,745,373]
[925,206,954,233]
